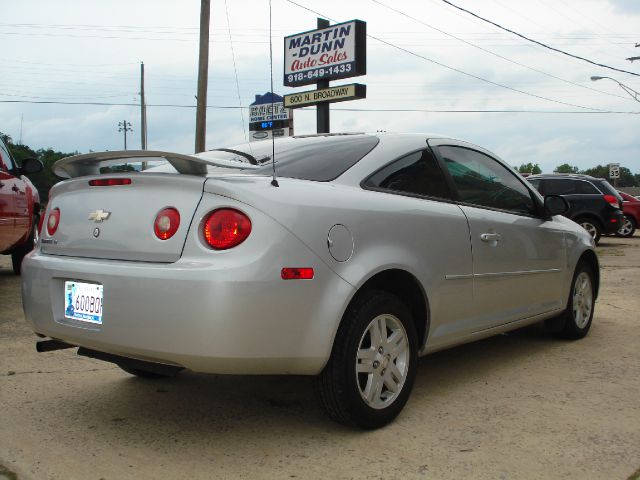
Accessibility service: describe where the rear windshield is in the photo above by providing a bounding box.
[203,135,380,182]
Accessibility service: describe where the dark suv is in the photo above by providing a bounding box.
[527,174,623,244]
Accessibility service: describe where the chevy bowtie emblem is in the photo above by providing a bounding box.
[88,209,111,223]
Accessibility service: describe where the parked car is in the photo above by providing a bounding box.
[22,133,598,429]
[527,173,624,244]
[0,135,43,273]
[616,191,640,237]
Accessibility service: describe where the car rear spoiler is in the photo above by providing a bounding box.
[53,150,259,178]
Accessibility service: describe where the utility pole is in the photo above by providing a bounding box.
[195,0,211,153]
[316,18,330,134]
[118,120,133,150]
[140,61,148,169]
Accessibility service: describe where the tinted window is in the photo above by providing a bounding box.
[542,179,574,195]
[248,135,380,181]
[574,180,600,194]
[439,146,536,215]
[364,149,451,199]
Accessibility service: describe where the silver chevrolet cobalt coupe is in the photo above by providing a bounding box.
[22,133,598,429]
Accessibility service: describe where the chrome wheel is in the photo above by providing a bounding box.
[356,314,409,410]
[580,221,597,239]
[617,217,633,237]
[572,271,593,329]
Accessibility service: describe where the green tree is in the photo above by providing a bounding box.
[581,165,637,187]
[1,132,78,203]
[555,163,579,174]
[517,162,542,174]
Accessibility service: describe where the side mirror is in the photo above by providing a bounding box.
[544,194,569,217]
[20,157,44,175]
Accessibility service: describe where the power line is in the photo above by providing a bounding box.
[370,0,630,101]
[284,0,609,112]
[440,0,640,78]
[1,99,638,114]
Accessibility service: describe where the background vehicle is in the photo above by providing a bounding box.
[616,191,640,237]
[527,173,624,244]
[0,135,43,273]
[23,134,598,429]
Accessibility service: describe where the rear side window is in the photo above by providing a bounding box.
[574,181,599,194]
[0,139,15,172]
[541,179,572,195]
[364,149,451,199]
[251,135,380,181]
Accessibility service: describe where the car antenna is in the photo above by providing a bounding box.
[268,0,279,187]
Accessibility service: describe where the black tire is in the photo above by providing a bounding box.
[574,217,602,244]
[314,290,418,429]
[118,364,176,379]
[11,215,39,275]
[615,215,636,238]
[552,262,596,340]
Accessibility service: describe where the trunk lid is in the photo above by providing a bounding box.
[41,173,205,262]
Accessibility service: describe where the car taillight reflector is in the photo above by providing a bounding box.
[89,178,132,186]
[281,268,314,280]
[154,208,180,240]
[202,208,251,250]
[603,194,619,209]
[47,208,60,236]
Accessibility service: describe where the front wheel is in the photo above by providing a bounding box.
[553,262,596,340]
[315,291,418,429]
[616,215,636,237]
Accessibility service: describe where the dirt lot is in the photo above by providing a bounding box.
[1,237,639,480]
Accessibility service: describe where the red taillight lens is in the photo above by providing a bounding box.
[281,268,314,280]
[202,208,252,250]
[154,208,180,240]
[603,194,620,209]
[89,178,132,186]
[47,208,60,236]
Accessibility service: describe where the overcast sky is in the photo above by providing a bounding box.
[1,0,639,173]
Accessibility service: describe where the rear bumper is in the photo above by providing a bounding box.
[603,210,625,234]
[21,249,354,375]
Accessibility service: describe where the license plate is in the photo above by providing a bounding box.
[64,281,104,324]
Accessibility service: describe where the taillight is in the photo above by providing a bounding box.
[154,208,180,240]
[281,268,314,280]
[202,208,251,250]
[47,208,60,236]
[603,194,620,209]
[89,178,132,186]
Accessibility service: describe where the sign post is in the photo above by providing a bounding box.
[316,18,330,134]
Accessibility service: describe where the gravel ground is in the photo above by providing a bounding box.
[1,237,639,480]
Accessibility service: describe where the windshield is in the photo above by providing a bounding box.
[197,134,379,182]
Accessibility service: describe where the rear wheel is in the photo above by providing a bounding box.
[575,217,601,244]
[553,262,596,340]
[616,215,636,237]
[11,215,39,275]
[315,290,418,429]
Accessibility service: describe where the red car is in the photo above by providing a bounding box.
[0,136,43,273]
[616,191,640,237]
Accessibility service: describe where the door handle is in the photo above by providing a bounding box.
[480,233,502,242]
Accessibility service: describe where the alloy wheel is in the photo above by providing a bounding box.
[572,271,593,329]
[356,314,409,409]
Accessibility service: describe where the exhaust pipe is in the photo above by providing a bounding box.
[36,339,75,352]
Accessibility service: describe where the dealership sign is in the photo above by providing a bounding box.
[284,20,366,87]
[284,84,366,108]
